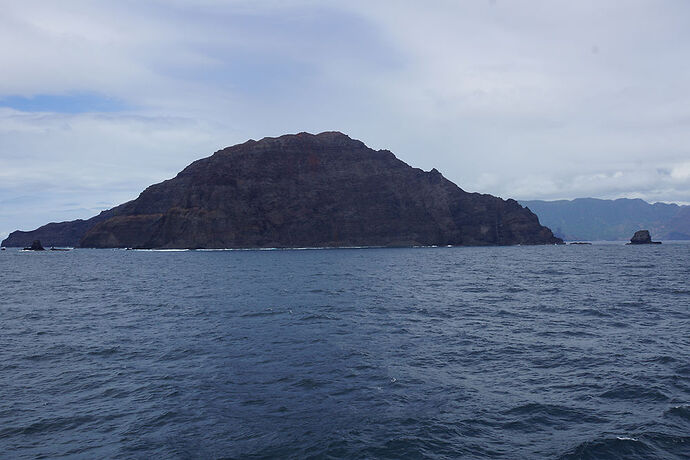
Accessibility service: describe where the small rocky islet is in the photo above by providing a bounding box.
[2,132,562,249]
[22,240,45,251]
[628,229,662,245]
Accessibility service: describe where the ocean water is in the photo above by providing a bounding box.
[1,244,688,459]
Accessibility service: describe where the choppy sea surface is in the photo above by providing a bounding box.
[1,243,689,459]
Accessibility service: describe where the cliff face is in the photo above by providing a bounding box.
[3,132,562,248]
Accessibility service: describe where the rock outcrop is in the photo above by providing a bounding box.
[23,240,45,251]
[628,230,661,244]
[3,132,563,249]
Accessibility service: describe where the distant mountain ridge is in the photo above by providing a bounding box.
[519,198,690,241]
[2,132,561,248]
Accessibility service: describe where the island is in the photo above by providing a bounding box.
[2,132,563,249]
[628,230,662,245]
[23,240,45,251]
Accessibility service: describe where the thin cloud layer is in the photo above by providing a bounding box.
[1,1,689,238]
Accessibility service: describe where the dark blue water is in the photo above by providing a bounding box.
[1,244,689,459]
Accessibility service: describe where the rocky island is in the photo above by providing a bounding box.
[2,132,562,249]
[22,240,45,251]
[628,230,661,244]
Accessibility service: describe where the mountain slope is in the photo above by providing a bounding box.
[4,132,562,248]
[520,198,690,241]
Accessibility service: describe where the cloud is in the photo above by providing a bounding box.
[1,0,689,236]
[0,109,231,238]
[671,162,690,181]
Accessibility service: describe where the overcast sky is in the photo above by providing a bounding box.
[2,0,690,239]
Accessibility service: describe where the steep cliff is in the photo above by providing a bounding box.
[3,132,562,248]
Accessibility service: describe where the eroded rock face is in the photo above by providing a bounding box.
[4,132,563,249]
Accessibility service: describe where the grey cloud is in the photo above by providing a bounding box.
[1,0,689,236]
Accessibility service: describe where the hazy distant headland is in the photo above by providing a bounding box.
[520,198,690,241]
[1,132,561,249]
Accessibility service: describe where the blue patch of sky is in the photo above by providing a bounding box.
[0,92,129,113]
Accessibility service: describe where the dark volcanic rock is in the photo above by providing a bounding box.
[3,132,563,249]
[629,229,661,244]
[631,230,652,244]
[23,240,45,251]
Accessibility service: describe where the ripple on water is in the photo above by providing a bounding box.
[1,244,689,459]
[599,383,670,402]
[558,436,654,460]
[501,403,608,432]
[664,405,690,422]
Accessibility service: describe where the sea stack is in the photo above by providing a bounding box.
[629,230,661,244]
[2,132,563,249]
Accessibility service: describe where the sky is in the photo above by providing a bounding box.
[2,0,690,239]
